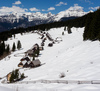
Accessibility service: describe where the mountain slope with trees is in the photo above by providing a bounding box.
[0,9,99,43]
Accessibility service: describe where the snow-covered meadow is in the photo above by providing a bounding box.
[0,27,100,91]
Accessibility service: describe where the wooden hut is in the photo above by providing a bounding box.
[18,60,27,68]
[29,61,34,67]
[23,62,29,68]
[25,49,34,57]
[18,62,23,67]
[7,72,12,82]
[19,57,31,68]
[29,59,41,67]
[20,57,30,62]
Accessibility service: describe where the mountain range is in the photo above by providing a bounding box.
[0,8,89,32]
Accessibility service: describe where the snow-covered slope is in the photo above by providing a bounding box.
[1,27,100,91]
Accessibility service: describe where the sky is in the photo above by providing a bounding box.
[0,0,99,15]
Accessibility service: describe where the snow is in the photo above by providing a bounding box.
[0,8,87,23]
[53,9,87,21]
[0,27,100,91]
[0,84,100,91]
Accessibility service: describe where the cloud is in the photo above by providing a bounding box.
[30,7,40,12]
[13,1,21,5]
[0,6,28,15]
[47,7,55,11]
[68,4,83,11]
[85,0,93,4]
[56,2,67,6]
[79,0,93,4]
[42,9,46,11]
[89,6,100,10]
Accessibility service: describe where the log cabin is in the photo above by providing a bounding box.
[29,59,41,67]
[7,72,12,82]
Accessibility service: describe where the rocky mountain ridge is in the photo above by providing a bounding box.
[0,9,88,32]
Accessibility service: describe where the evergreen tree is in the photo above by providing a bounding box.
[10,70,15,83]
[15,69,19,80]
[67,26,72,34]
[32,53,35,60]
[6,44,10,53]
[34,44,40,57]
[17,40,22,50]
[14,34,15,39]
[36,44,40,56]
[0,43,3,56]
[0,42,6,56]
[83,9,100,41]
[12,42,16,52]
[37,47,40,56]
[64,26,66,31]
[83,12,93,40]
[62,32,64,35]
[2,41,5,52]
[21,73,25,79]
[9,69,20,83]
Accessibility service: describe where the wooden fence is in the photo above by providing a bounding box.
[5,80,100,84]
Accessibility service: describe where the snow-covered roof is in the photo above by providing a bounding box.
[22,60,27,65]
[21,57,30,62]
[32,59,41,66]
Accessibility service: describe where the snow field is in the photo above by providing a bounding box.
[0,27,100,91]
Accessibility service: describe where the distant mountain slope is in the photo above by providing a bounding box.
[0,9,87,32]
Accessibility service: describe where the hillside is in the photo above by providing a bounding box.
[0,27,100,91]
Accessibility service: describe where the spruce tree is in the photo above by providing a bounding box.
[36,44,40,56]
[83,12,93,40]
[17,40,22,50]
[32,53,35,60]
[10,70,15,83]
[83,9,100,41]
[62,32,64,35]
[37,47,40,56]
[14,34,15,39]
[67,26,72,34]
[9,69,20,83]
[15,69,19,80]
[0,43,3,56]
[21,73,25,79]
[12,42,16,52]
[64,26,66,31]
[2,41,5,52]
[6,44,10,53]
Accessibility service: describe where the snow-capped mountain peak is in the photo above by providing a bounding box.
[0,9,89,32]
[53,8,87,21]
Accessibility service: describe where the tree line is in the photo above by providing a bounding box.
[83,9,100,41]
[0,40,22,58]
